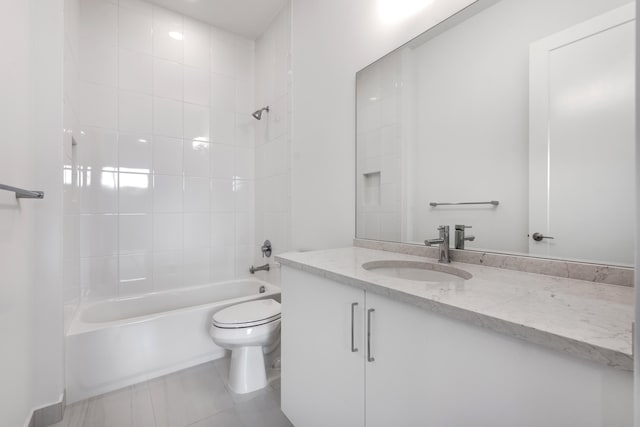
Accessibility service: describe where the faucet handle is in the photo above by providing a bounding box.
[455,224,472,230]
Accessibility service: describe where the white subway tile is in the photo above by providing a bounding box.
[183,18,210,71]
[119,133,152,172]
[184,176,210,212]
[152,7,183,63]
[153,175,183,213]
[81,256,118,299]
[80,83,117,129]
[184,103,210,142]
[183,248,210,286]
[210,28,236,77]
[154,58,183,101]
[119,173,152,213]
[235,179,254,213]
[118,252,153,295]
[235,245,255,277]
[80,39,117,86]
[235,146,254,180]
[119,213,152,254]
[210,212,235,247]
[153,136,183,175]
[80,214,118,257]
[119,91,152,134]
[211,74,236,111]
[184,66,210,106]
[184,139,210,177]
[119,49,152,94]
[153,250,183,290]
[210,179,234,212]
[183,213,210,249]
[235,113,254,148]
[235,212,254,246]
[153,97,183,138]
[210,245,235,282]
[210,143,235,179]
[79,0,117,46]
[153,213,183,251]
[118,2,152,54]
[210,109,235,145]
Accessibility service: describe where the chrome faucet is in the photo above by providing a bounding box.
[250,263,270,274]
[454,224,475,250]
[425,225,450,263]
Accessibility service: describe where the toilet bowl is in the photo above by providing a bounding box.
[209,299,281,394]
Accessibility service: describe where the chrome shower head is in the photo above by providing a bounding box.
[252,106,270,120]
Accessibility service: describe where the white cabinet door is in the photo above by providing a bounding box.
[364,292,632,427]
[281,267,365,427]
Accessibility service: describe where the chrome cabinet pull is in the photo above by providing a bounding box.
[351,302,358,352]
[367,308,375,362]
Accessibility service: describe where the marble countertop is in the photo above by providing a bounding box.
[275,247,634,371]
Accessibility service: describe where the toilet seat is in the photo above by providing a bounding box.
[212,299,281,329]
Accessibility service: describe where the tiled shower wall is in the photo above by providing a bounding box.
[76,0,256,299]
[254,3,292,259]
[63,0,82,327]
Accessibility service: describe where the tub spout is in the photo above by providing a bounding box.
[250,263,270,274]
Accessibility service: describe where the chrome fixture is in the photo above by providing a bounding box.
[259,285,266,294]
[252,106,270,120]
[425,225,450,263]
[350,302,358,353]
[531,232,555,242]
[0,183,44,199]
[261,240,272,258]
[367,308,375,362]
[429,200,499,207]
[455,225,476,250]
[250,263,270,274]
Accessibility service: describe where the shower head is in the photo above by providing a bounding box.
[252,106,270,120]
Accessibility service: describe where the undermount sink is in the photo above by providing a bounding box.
[362,260,472,283]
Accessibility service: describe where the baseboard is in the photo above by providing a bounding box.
[26,391,65,427]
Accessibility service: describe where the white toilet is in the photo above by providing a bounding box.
[209,299,281,394]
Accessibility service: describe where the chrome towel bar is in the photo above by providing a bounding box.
[430,200,498,207]
[0,183,44,199]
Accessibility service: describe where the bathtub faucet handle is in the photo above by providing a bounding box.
[261,240,272,258]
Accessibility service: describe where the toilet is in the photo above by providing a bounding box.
[209,299,281,394]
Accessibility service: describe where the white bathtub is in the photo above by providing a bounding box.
[66,279,280,403]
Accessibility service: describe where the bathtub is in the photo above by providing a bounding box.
[66,279,280,403]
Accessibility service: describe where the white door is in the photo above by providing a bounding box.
[280,267,365,427]
[529,3,635,265]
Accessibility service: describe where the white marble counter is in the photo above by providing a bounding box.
[275,247,634,371]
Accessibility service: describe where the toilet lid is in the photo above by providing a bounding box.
[212,299,281,328]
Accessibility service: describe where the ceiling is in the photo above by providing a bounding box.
[146,0,288,39]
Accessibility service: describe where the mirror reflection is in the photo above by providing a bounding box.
[356,0,635,266]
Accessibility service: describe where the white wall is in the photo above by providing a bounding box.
[0,2,36,423]
[255,2,292,267]
[0,0,65,424]
[635,1,639,423]
[290,0,477,250]
[75,0,257,299]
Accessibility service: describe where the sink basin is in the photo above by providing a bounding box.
[362,260,472,282]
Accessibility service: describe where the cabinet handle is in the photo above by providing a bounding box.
[351,302,358,352]
[367,308,375,362]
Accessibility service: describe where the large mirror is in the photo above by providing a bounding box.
[356,0,635,266]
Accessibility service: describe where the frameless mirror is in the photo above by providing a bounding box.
[356,0,635,266]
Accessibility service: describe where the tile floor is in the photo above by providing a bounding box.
[52,358,293,427]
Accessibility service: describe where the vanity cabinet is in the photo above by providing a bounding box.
[281,266,633,427]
